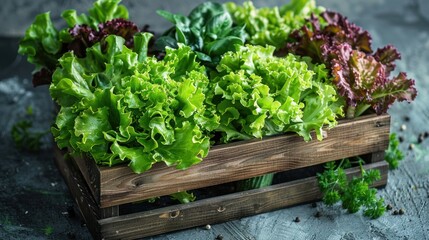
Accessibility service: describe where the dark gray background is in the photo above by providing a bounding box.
[0,0,428,239]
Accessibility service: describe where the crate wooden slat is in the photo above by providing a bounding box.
[100,162,388,240]
[53,114,392,239]
[71,114,390,208]
[54,148,388,240]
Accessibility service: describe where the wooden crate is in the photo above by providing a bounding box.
[54,114,391,240]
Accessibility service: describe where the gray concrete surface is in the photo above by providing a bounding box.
[0,0,428,239]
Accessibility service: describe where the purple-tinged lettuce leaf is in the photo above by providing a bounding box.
[286,19,327,63]
[98,18,139,48]
[32,68,54,87]
[68,18,140,58]
[320,11,372,54]
[331,45,417,117]
[371,72,417,115]
[68,25,99,58]
[287,10,417,117]
[372,45,401,75]
[287,11,372,66]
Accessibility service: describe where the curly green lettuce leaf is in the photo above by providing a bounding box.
[51,107,79,149]
[225,0,324,50]
[170,191,196,204]
[287,80,343,141]
[50,33,151,107]
[61,0,128,29]
[154,121,210,170]
[18,0,144,87]
[50,34,211,173]
[209,44,341,142]
[18,12,63,86]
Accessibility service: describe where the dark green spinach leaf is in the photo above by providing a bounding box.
[155,2,246,69]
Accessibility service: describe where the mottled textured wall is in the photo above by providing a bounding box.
[1,0,240,36]
[5,0,426,37]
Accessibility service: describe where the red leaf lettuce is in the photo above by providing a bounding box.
[287,11,417,117]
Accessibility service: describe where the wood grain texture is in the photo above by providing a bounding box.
[83,114,390,207]
[368,151,386,163]
[100,206,119,219]
[97,161,388,240]
[53,148,102,240]
[73,153,101,204]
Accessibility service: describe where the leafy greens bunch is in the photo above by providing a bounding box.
[286,11,417,118]
[317,159,386,219]
[225,0,324,51]
[18,0,148,87]
[155,2,246,69]
[50,33,212,173]
[207,44,343,143]
[17,0,415,215]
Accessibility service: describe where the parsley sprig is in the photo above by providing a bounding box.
[317,158,386,219]
[384,133,404,169]
[11,106,49,152]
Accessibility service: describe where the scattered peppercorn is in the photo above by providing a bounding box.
[215,234,224,240]
[311,202,317,208]
[403,116,410,122]
[67,232,76,240]
[67,206,75,218]
[398,136,404,143]
[393,210,399,215]
[424,131,429,138]
[294,217,301,222]
[399,209,405,215]
[418,133,424,143]
[386,204,393,210]
[315,211,322,218]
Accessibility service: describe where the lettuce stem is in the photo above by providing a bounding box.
[346,105,356,119]
[355,104,371,117]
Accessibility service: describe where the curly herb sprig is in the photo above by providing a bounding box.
[317,158,386,219]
